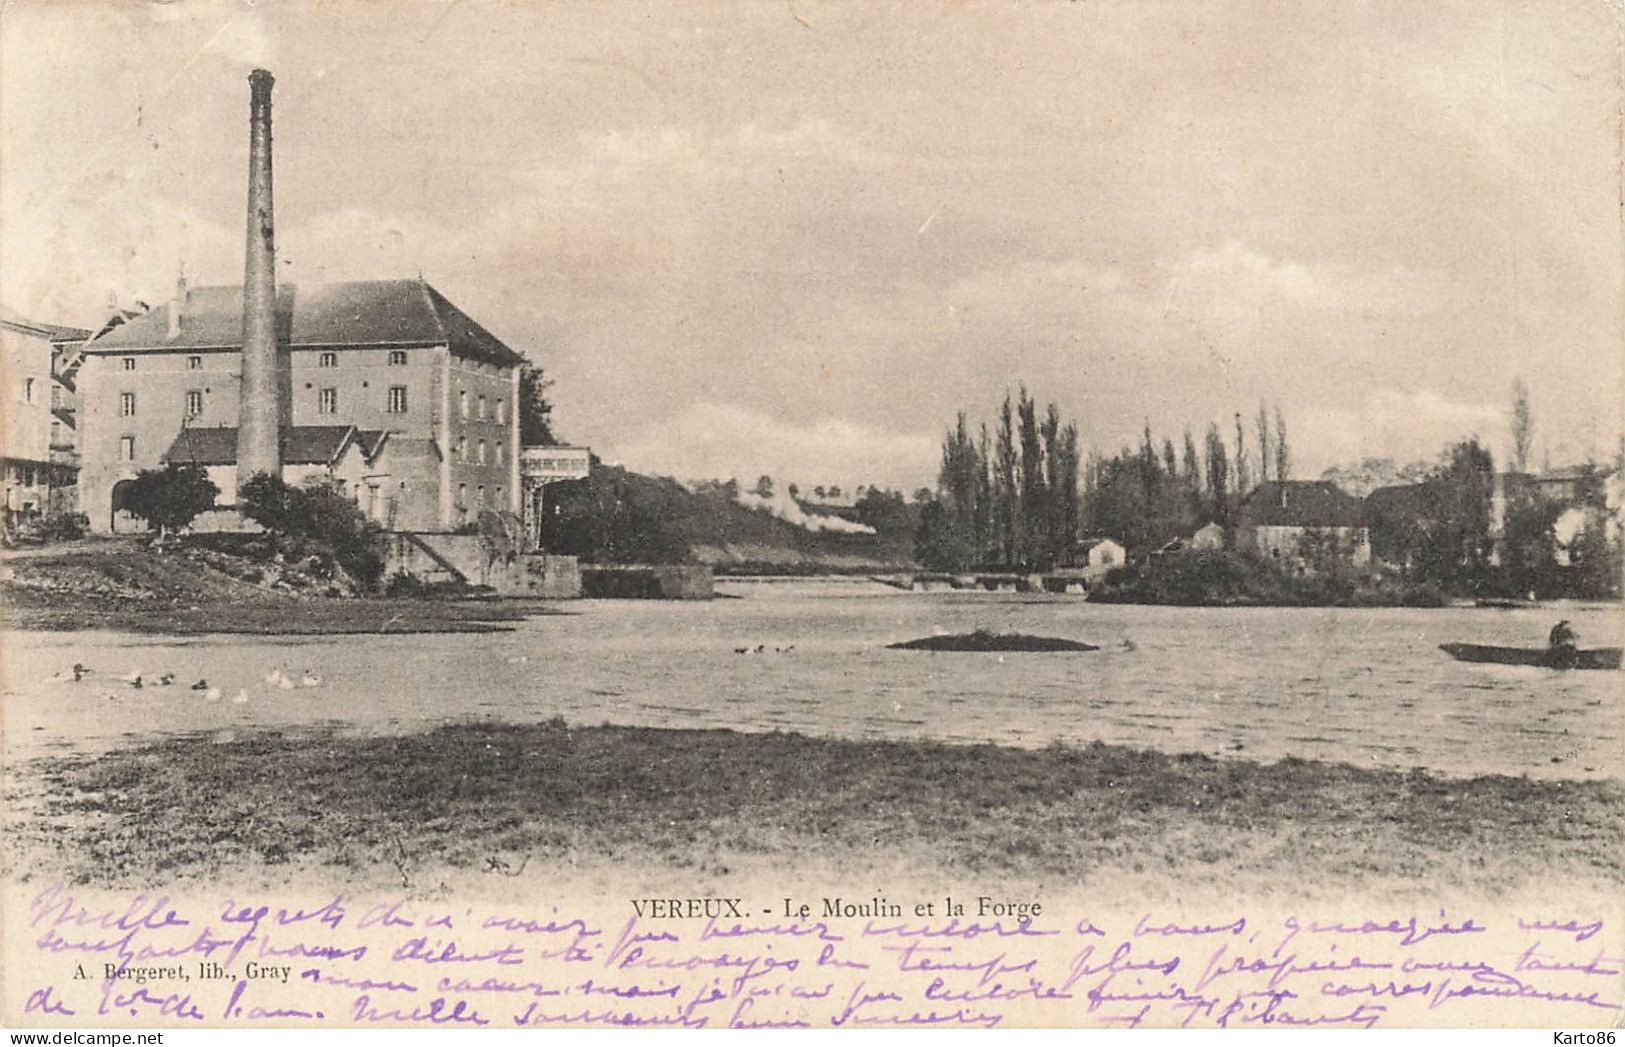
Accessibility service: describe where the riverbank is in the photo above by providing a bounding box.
[5,721,1619,896]
[0,539,558,634]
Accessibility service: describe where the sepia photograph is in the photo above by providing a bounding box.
[1,0,1621,1031]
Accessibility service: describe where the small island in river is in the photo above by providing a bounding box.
[887,629,1099,652]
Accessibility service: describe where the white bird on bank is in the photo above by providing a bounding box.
[231,689,249,704]
[204,687,222,702]
[300,671,322,688]
[264,669,295,690]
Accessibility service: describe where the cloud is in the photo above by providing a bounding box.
[1296,388,1505,473]
[608,402,937,491]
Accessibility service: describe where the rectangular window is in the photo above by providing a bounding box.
[119,436,135,461]
[185,390,203,417]
[494,443,504,465]
[387,386,407,413]
[122,357,136,371]
[23,377,35,403]
[477,395,487,420]
[119,392,136,417]
[187,356,202,370]
[459,390,468,419]
[318,387,338,414]
[477,485,486,507]
[457,483,467,508]
[50,421,61,446]
[495,485,504,506]
[477,440,487,464]
[496,398,506,423]
[318,352,338,368]
[389,350,408,366]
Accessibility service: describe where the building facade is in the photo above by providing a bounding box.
[2,309,89,527]
[77,278,525,534]
[1236,480,1371,568]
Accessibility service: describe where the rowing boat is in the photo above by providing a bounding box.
[1438,643,1621,670]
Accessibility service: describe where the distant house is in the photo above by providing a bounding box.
[1190,521,1225,550]
[1072,536,1127,580]
[1236,480,1370,568]
[2,308,91,527]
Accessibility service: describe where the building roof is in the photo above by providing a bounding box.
[163,425,386,468]
[1,305,90,343]
[84,279,527,368]
[1239,480,1365,528]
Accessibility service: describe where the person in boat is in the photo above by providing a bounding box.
[1548,620,1578,667]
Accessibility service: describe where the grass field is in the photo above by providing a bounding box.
[6,721,1620,896]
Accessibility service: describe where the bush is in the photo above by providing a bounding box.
[385,571,432,598]
[239,473,388,588]
[1093,547,1442,607]
[38,511,89,542]
[121,464,219,538]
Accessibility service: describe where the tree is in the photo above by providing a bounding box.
[1233,412,1250,497]
[1205,423,1230,532]
[932,412,982,570]
[1181,427,1202,496]
[994,393,1019,566]
[1509,378,1534,474]
[518,361,557,447]
[121,463,219,539]
[753,475,774,499]
[1058,422,1081,561]
[1273,404,1290,482]
[239,473,388,586]
[1256,401,1272,483]
[1416,439,1496,587]
[787,482,800,500]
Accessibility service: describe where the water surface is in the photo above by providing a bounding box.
[4,579,1619,780]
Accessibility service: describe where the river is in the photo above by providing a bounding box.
[3,579,1619,780]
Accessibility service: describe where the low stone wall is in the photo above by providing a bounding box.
[581,564,713,600]
[385,533,581,597]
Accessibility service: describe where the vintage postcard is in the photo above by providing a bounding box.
[2,0,1621,1032]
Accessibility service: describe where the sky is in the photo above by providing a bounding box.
[3,0,1621,493]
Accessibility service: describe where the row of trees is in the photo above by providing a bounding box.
[916,393,1292,571]
[915,389,1084,571]
[1082,403,1291,554]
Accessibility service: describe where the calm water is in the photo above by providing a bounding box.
[3,579,1620,780]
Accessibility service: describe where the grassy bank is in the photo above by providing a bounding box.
[0,540,558,634]
[6,722,1619,894]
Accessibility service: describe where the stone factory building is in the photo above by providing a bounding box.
[77,278,525,534]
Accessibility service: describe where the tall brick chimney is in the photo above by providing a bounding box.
[236,67,281,493]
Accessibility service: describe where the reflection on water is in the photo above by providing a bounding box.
[3,579,1620,781]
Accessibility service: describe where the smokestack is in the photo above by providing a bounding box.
[167,264,187,338]
[237,67,280,493]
